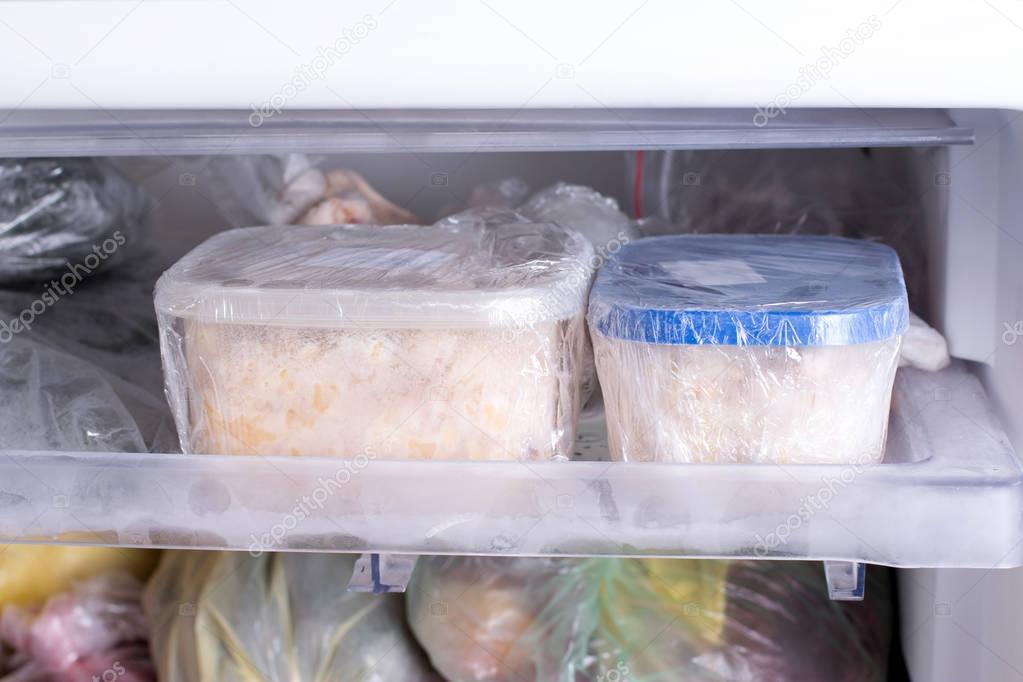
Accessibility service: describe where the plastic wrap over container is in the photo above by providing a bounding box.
[156,220,594,459]
[143,551,437,682]
[588,234,908,464]
[407,556,891,682]
[627,149,930,310]
[0,158,147,285]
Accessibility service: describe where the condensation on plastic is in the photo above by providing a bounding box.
[156,220,594,459]
[407,556,891,682]
[143,551,438,682]
[628,148,932,310]
[0,158,148,285]
[0,574,154,681]
[202,153,420,227]
[588,235,908,464]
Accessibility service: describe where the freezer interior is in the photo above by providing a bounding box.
[0,108,1021,680]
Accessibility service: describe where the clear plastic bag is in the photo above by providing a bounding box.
[0,574,154,682]
[588,234,908,464]
[156,219,594,459]
[628,149,931,310]
[0,253,177,452]
[202,154,420,227]
[407,556,891,682]
[519,182,636,253]
[143,551,438,682]
[0,158,148,285]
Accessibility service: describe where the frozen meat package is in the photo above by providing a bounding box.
[588,234,909,464]
[407,556,891,682]
[156,219,595,459]
[143,551,438,682]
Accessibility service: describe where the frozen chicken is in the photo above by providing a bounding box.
[588,235,909,464]
[156,220,594,459]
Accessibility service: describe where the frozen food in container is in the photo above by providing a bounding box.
[588,234,909,464]
[156,221,594,460]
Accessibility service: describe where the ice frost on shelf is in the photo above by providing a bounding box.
[0,361,1015,568]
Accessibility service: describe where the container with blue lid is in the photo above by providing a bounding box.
[588,234,908,465]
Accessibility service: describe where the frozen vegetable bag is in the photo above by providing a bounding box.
[588,235,909,464]
[407,556,891,682]
[156,221,594,459]
[143,552,437,682]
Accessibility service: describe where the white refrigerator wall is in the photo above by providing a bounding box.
[899,110,1023,682]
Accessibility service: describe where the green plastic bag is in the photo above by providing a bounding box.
[144,551,438,682]
[407,557,890,682]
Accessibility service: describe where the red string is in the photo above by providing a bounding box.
[632,150,644,219]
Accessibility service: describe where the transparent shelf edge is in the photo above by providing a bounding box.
[0,108,974,156]
[0,361,1017,568]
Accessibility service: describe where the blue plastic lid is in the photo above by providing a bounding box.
[588,234,909,346]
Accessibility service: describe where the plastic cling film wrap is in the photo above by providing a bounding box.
[143,552,438,682]
[407,557,891,682]
[627,148,932,310]
[588,235,908,464]
[156,221,594,459]
[594,336,901,463]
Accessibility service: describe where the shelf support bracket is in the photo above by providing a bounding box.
[348,553,418,593]
[823,561,866,601]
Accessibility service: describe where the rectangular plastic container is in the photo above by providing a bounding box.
[588,234,909,464]
[155,221,594,460]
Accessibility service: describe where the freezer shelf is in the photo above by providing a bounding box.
[0,361,1018,568]
[0,108,973,157]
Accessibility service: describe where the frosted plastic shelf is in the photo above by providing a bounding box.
[0,108,973,157]
[0,361,1018,568]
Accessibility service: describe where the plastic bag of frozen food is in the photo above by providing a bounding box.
[628,148,931,310]
[519,182,636,253]
[0,573,154,682]
[407,556,891,682]
[0,332,151,453]
[0,249,176,452]
[0,158,147,285]
[143,551,438,682]
[203,154,420,227]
